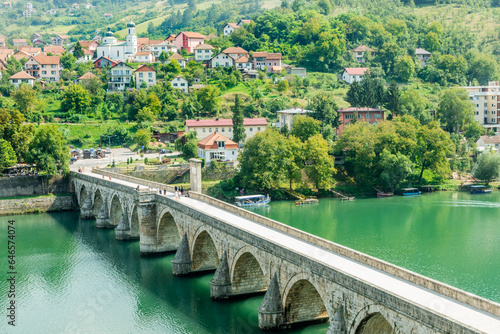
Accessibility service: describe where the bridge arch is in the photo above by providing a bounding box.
[92,189,104,217]
[79,184,88,207]
[157,209,181,252]
[231,247,268,295]
[129,205,139,237]
[351,305,394,334]
[108,194,123,227]
[282,273,329,326]
[191,228,219,271]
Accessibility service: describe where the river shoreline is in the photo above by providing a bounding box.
[0,194,75,216]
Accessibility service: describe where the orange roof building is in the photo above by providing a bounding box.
[197,132,239,164]
[9,71,35,87]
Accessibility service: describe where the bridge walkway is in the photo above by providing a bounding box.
[82,170,500,333]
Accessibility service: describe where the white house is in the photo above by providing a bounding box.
[222,47,248,60]
[197,132,239,164]
[476,135,500,151]
[194,43,214,62]
[108,63,134,91]
[223,23,239,36]
[168,53,186,68]
[135,64,156,89]
[9,71,35,88]
[237,19,252,27]
[171,75,189,94]
[342,67,368,84]
[276,108,314,130]
[96,22,137,62]
[185,118,268,140]
[132,52,154,63]
[235,56,252,70]
[210,52,234,68]
[150,42,177,58]
[416,48,432,67]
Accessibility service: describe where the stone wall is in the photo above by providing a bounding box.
[0,175,71,198]
[0,195,74,216]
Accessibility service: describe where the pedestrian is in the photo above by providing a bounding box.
[163,188,166,195]
[82,167,84,173]
[174,186,178,199]
[102,175,105,179]
[109,175,112,181]
[180,185,183,195]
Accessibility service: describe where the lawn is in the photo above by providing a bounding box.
[53,122,137,148]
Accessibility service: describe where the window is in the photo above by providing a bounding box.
[249,127,253,131]
[51,64,55,68]
[51,71,56,74]
[215,128,218,132]
[345,114,354,119]
[217,141,225,149]
[42,65,46,68]
[148,73,152,78]
[42,71,46,74]
[139,73,143,78]
[476,104,479,107]
[365,114,371,119]
[257,127,261,131]
[228,128,232,132]
[203,128,206,133]
[173,83,177,87]
[374,114,382,119]
[222,128,225,132]
[181,83,185,86]
[117,50,119,57]
[209,128,212,133]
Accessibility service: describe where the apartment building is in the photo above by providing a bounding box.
[463,81,500,132]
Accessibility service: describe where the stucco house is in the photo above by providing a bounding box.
[171,75,189,94]
[235,56,252,70]
[168,53,186,68]
[237,19,252,27]
[13,39,28,46]
[342,67,368,84]
[51,35,69,46]
[108,62,134,91]
[222,47,248,60]
[253,52,282,72]
[337,107,385,135]
[24,55,61,82]
[415,48,432,67]
[9,71,35,88]
[350,45,376,63]
[277,108,314,130]
[175,32,205,53]
[150,42,177,58]
[135,64,156,89]
[132,52,154,63]
[44,45,65,56]
[78,71,98,83]
[223,23,239,36]
[194,43,214,62]
[210,52,235,68]
[197,132,238,164]
[93,56,118,70]
[476,135,500,151]
[185,118,268,141]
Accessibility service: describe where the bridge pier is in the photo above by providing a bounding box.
[96,198,111,228]
[172,233,192,276]
[258,273,283,330]
[210,250,232,300]
[116,209,135,240]
[80,192,93,219]
[139,200,158,255]
[326,305,347,334]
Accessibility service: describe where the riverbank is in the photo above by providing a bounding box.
[0,193,74,216]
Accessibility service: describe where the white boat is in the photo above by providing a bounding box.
[235,195,270,207]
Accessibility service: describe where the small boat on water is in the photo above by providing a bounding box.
[470,185,492,194]
[295,197,319,205]
[235,194,270,207]
[402,188,421,196]
[377,192,394,198]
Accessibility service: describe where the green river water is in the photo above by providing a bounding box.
[1,190,499,333]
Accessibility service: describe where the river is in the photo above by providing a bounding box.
[0,191,498,333]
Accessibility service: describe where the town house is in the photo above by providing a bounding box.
[197,132,239,164]
[185,118,268,141]
[175,32,205,53]
[9,71,35,88]
[150,42,177,58]
[342,67,368,84]
[108,62,134,91]
[223,23,239,36]
[24,55,61,82]
[252,52,282,72]
[194,43,214,62]
[415,48,432,67]
[135,64,156,89]
[337,107,385,135]
[222,47,248,60]
[210,52,234,68]
[350,45,376,63]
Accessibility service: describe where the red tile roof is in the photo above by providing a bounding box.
[197,132,238,150]
[78,72,98,80]
[186,117,268,127]
[350,44,375,52]
[344,67,368,75]
[178,32,206,39]
[195,43,214,50]
[225,23,239,29]
[169,53,185,60]
[252,51,281,60]
[479,135,500,144]
[33,55,60,65]
[223,47,248,54]
[10,71,35,80]
[339,107,383,112]
[135,64,155,72]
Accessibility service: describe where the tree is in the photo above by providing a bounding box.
[317,0,331,14]
[436,88,474,133]
[385,82,401,118]
[61,84,91,115]
[27,125,70,175]
[232,94,246,144]
[164,59,181,75]
[277,79,289,92]
[310,92,339,127]
[283,135,304,189]
[345,81,362,107]
[474,151,500,185]
[158,51,172,63]
[0,139,16,171]
[60,52,76,71]
[182,140,197,159]
[135,107,155,124]
[379,149,413,192]
[463,121,484,143]
[0,108,34,161]
[73,42,85,60]
[304,134,335,189]
[467,53,499,86]
[197,85,221,116]
[400,89,430,124]
[135,129,151,149]
[424,32,440,53]
[291,115,321,142]
[394,55,415,82]
[11,84,37,119]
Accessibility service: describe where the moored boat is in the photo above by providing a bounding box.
[470,185,492,194]
[402,188,421,196]
[377,192,394,198]
[235,194,270,207]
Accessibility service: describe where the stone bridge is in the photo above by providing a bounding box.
[70,161,500,334]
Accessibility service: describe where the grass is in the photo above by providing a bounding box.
[52,122,137,148]
[0,193,72,201]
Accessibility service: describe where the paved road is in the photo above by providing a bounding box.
[79,170,500,333]
[70,148,181,171]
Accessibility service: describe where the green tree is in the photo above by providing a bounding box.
[463,121,484,143]
[135,107,155,124]
[304,134,335,189]
[73,42,85,60]
[232,94,246,144]
[60,52,77,71]
[317,0,331,14]
[424,32,440,53]
[135,128,151,149]
[283,135,303,189]
[158,51,172,63]
[182,140,198,159]
[197,85,221,116]
[379,149,413,192]
[0,108,34,161]
[394,55,415,82]
[27,125,70,175]
[0,139,16,171]
[310,92,339,127]
[345,81,362,107]
[164,59,181,75]
[467,53,499,86]
[400,89,430,124]
[61,84,91,115]
[277,79,289,92]
[291,115,321,142]
[436,88,474,133]
[474,151,500,185]
[11,84,37,119]
[385,82,401,118]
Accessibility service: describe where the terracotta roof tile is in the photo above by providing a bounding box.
[197,132,238,150]
[344,67,368,75]
[10,71,35,80]
[350,44,375,52]
[135,64,155,72]
[223,47,248,54]
[178,31,206,39]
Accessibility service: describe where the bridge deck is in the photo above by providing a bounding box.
[83,171,500,333]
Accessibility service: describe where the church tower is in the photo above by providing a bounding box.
[125,21,137,55]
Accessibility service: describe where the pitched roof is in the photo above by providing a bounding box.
[238,19,252,24]
[252,51,281,60]
[205,33,218,40]
[195,43,214,50]
[169,53,185,61]
[111,62,133,69]
[44,45,65,54]
[33,55,60,65]
[415,48,431,55]
[78,72,98,80]
[10,71,35,80]
[339,107,383,112]
[135,64,155,72]
[223,47,248,54]
[134,52,152,56]
[78,40,99,48]
[178,31,206,39]
[18,45,41,53]
[235,56,250,63]
[344,67,368,75]
[186,117,268,127]
[478,135,500,144]
[197,132,238,150]
[350,44,375,52]
[93,56,118,65]
[12,50,31,60]
[225,23,239,29]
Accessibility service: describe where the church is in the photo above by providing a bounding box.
[96,21,137,62]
